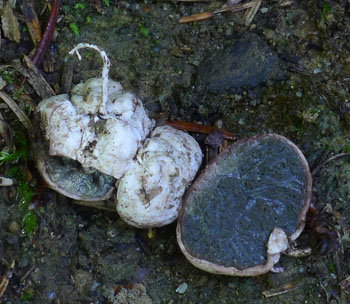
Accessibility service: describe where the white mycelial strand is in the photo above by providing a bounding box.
[69,43,111,117]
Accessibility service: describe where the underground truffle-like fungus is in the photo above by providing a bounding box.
[37,78,152,179]
[177,134,312,276]
[116,126,203,228]
[35,44,152,200]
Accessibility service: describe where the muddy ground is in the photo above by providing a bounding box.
[0,0,350,303]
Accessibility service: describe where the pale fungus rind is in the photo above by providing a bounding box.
[37,94,85,160]
[116,126,203,228]
[267,228,289,255]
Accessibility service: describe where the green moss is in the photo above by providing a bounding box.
[69,23,80,36]
[1,129,37,235]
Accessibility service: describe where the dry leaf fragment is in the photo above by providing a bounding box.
[12,57,55,99]
[0,91,31,129]
[1,1,21,43]
[21,2,42,46]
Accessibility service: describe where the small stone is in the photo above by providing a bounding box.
[176,282,188,294]
[330,273,337,279]
[8,220,21,233]
[196,33,287,94]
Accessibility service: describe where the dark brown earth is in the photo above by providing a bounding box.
[0,0,350,303]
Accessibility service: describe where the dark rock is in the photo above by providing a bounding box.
[196,33,287,94]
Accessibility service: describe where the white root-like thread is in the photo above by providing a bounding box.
[68,43,111,116]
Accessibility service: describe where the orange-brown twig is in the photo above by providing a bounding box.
[165,120,236,141]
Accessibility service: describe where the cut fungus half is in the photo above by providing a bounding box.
[36,153,116,201]
[177,134,312,276]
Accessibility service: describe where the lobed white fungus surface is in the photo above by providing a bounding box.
[36,43,203,227]
[37,78,153,179]
[116,126,203,228]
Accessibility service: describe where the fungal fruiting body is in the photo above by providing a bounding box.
[35,44,203,226]
[37,78,152,180]
[177,134,312,276]
[116,126,203,228]
[35,44,153,201]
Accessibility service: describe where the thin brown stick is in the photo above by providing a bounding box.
[31,0,60,67]
[244,0,262,26]
[0,91,31,129]
[0,260,15,298]
[179,1,254,23]
[20,265,35,282]
[165,120,236,140]
[262,279,305,298]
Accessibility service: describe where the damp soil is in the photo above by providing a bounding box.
[1,0,350,303]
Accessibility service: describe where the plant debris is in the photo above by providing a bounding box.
[1,1,20,43]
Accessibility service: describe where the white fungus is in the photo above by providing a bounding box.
[36,44,203,227]
[37,45,152,179]
[116,126,203,228]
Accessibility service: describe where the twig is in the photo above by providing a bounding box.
[179,1,255,23]
[69,43,111,116]
[0,260,15,298]
[0,91,31,129]
[20,265,35,282]
[31,0,60,67]
[244,0,262,26]
[319,280,330,302]
[262,281,297,298]
[312,153,350,176]
[165,120,236,140]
